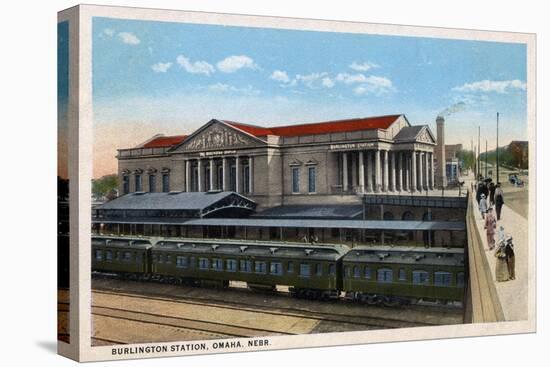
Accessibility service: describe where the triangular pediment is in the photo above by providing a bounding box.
[417,126,436,144]
[170,119,266,152]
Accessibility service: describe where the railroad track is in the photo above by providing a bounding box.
[92,288,432,329]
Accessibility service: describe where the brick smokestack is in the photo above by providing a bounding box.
[435,116,447,188]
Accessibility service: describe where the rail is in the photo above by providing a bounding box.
[463,191,505,323]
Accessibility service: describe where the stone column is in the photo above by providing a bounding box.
[424,153,429,191]
[197,159,203,192]
[411,151,417,192]
[248,156,254,194]
[391,151,396,192]
[384,150,390,192]
[185,160,190,192]
[430,152,435,190]
[375,149,381,192]
[222,157,228,191]
[342,152,348,192]
[398,152,403,191]
[235,156,240,193]
[366,151,373,192]
[418,152,424,191]
[358,151,365,193]
[209,158,215,191]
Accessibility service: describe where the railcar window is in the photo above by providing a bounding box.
[353,266,361,278]
[105,250,113,261]
[240,260,253,273]
[412,270,430,285]
[226,259,238,272]
[95,250,102,261]
[364,267,372,279]
[136,253,142,263]
[158,254,164,264]
[300,263,311,277]
[122,251,132,262]
[189,256,195,268]
[344,265,351,277]
[328,264,336,276]
[434,271,452,286]
[165,255,172,264]
[287,262,294,273]
[377,268,393,283]
[270,262,283,275]
[198,258,209,270]
[316,263,322,276]
[399,269,407,281]
[457,272,465,287]
[255,261,267,274]
[176,256,188,268]
[212,258,223,271]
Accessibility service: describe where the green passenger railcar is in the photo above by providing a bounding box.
[92,236,153,275]
[151,239,349,299]
[342,246,465,305]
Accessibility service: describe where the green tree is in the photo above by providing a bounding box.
[92,174,118,199]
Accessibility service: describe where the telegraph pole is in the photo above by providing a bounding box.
[477,126,480,181]
[496,112,500,184]
[485,140,488,178]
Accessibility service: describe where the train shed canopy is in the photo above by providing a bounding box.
[95,191,257,219]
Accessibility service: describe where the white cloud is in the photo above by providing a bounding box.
[295,72,330,89]
[151,62,172,73]
[207,83,260,96]
[216,55,258,73]
[336,73,368,84]
[353,76,394,95]
[103,28,115,37]
[349,61,378,72]
[452,79,526,93]
[321,77,335,88]
[176,55,215,76]
[118,32,140,45]
[270,70,290,83]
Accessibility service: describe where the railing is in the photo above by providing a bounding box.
[117,147,170,158]
[463,191,505,323]
[330,185,359,195]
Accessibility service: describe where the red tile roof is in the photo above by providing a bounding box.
[142,135,187,148]
[223,115,402,137]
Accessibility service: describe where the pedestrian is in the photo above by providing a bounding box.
[484,207,497,250]
[504,235,516,280]
[497,225,505,244]
[494,183,504,220]
[494,239,510,282]
[476,183,483,204]
[479,193,488,219]
[489,181,496,206]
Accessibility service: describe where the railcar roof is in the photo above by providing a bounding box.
[343,246,464,266]
[92,236,153,249]
[152,239,350,261]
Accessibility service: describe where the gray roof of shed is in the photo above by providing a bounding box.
[393,125,428,143]
[97,191,254,211]
[253,204,363,219]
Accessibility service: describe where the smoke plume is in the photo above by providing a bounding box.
[438,101,466,118]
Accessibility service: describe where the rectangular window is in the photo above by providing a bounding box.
[308,166,316,193]
[240,259,252,273]
[122,251,132,262]
[434,271,452,287]
[162,174,170,192]
[328,263,336,276]
[270,262,283,276]
[243,165,250,193]
[199,258,209,270]
[399,269,407,281]
[316,263,323,276]
[95,250,102,261]
[123,176,130,194]
[291,167,300,193]
[135,174,142,192]
[412,270,430,285]
[345,265,351,277]
[176,256,188,268]
[364,267,372,279]
[377,268,393,283]
[165,254,172,264]
[212,258,223,271]
[300,263,311,277]
[149,175,156,192]
[226,259,238,272]
[353,266,361,278]
[105,250,113,261]
[255,261,267,274]
[287,262,294,273]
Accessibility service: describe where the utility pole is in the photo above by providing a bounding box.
[477,126,480,181]
[496,112,500,184]
[485,140,488,178]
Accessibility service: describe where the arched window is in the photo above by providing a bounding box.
[402,211,415,221]
[412,270,430,285]
[383,211,394,220]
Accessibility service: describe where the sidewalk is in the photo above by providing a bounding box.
[471,196,528,321]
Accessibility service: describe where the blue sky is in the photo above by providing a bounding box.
[92,16,527,177]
